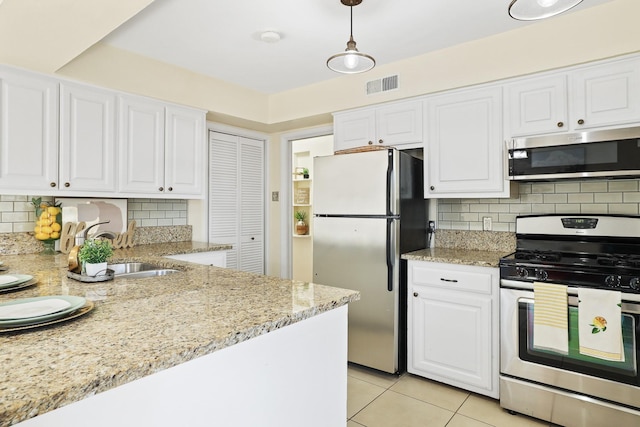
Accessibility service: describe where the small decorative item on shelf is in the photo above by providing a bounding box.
[295,211,308,235]
[31,197,62,255]
[78,239,113,277]
[302,168,310,179]
[294,187,310,205]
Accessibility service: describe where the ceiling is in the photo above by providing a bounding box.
[102,0,616,94]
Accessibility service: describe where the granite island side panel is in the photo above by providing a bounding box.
[0,242,359,426]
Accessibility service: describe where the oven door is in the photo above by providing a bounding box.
[500,282,640,410]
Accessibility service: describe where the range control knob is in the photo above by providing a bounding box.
[536,269,548,281]
[630,277,640,291]
[515,267,528,279]
[605,275,621,288]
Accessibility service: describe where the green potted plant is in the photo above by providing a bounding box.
[295,211,308,235]
[78,239,114,277]
[302,168,310,179]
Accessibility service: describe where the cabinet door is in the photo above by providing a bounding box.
[165,105,206,197]
[0,70,58,191]
[165,251,227,268]
[426,86,507,197]
[505,74,568,137]
[376,101,423,146]
[333,109,376,152]
[118,95,165,194]
[410,286,493,391]
[571,57,640,130]
[59,83,116,192]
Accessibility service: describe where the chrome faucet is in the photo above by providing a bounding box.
[80,220,118,242]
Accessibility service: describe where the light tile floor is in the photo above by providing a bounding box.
[347,365,556,427]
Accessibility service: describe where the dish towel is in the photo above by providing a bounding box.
[578,288,624,362]
[533,282,569,354]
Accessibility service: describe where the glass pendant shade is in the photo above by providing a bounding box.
[508,0,583,20]
[327,1,375,74]
[327,36,375,74]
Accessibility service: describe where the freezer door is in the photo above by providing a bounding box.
[314,149,397,216]
[313,216,400,373]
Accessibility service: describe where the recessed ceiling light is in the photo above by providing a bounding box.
[260,31,281,43]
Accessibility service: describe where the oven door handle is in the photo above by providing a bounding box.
[504,280,640,313]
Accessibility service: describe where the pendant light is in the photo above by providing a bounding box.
[327,0,375,74]
[508,0,583,21]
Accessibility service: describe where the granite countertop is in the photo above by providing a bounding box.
[402,247,511,268]
[0,242,359,426]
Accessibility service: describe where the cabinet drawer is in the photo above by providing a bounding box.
[410,264,493,295]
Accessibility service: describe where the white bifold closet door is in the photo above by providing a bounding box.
[209,131,264,274]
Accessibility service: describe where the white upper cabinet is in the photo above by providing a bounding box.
[506,56,640,137]
[333,100,422,151]
[0,64,206,198]
[0,69,59,191]
[570,57,640,130]
[118,95,165,194]
[505,74,568,137]
[60,83,117,192]
[164,105,205,196]
[119,96,205,198]
[425,86,509,198]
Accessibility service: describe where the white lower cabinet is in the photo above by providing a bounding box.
[407,260,499,398]
[164,251,227,268]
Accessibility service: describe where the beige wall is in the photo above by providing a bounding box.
[48,0,640,128]
[0,0,156,73]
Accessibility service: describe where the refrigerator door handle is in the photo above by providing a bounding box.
[386,150,394,216]
[386,218,395,292]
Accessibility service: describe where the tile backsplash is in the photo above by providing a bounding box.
[0,196,187,233]
[437,179,640,232]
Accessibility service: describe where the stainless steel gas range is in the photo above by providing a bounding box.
[499,215,640,427]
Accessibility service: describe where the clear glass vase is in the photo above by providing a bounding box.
[34,204,62,255]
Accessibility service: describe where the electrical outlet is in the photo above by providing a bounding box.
[483,217,492,231]
[271,191,279,202]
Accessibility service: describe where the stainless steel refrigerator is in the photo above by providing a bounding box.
[312,148,426,374]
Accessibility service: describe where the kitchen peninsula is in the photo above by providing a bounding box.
[0,242,358,427]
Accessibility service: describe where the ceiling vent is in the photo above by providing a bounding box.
[366,75,399,95]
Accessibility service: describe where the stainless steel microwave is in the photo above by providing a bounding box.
[506,127,640,181]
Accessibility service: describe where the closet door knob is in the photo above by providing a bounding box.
[577,119,585,125]
[557,122,564,128]
[64,182,70,188]
[168,187,173,192]
[159,187,164,192]
[50,182,56,188]
[368,141,373,145]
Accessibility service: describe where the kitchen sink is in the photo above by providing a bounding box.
[107,262,179,278]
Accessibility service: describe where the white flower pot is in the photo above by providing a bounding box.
[85,262,108,277]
